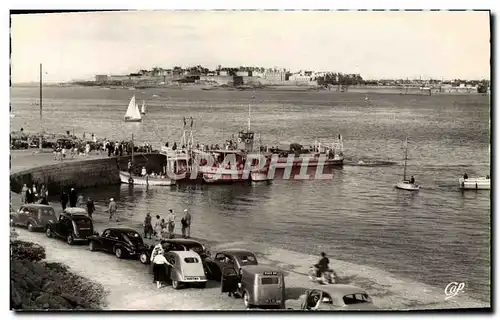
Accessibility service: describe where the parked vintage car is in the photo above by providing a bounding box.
[221,265,286,309]
[88,228,148,259]
[45,208,94,245]
[285,284,377,311]
[205,249,258,281]
[10,204,57,232]
[164,250,208,289]
[140,238,210,264]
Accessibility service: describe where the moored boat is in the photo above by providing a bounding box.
[119,171,175,186]
[141,100,146,115]
[459,176,490,190]
[395,137,420,191]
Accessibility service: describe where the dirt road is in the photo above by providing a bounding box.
[14,228,246,310]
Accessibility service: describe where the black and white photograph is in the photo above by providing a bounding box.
[7,6,491,312]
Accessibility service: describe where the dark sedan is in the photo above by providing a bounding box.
[88,228,148,259]
[204,249,258,281]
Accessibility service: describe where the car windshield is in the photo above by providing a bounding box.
[123,232,143,245]
[74,218,92,228]
[184,257,199,263]
[343,293,371,305]
[38,208,55,218]
[239,255,257,265]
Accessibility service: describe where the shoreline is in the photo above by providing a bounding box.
[9,153,490,310]
[11,83,488,96]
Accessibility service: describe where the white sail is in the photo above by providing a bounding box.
[141,100,146,114]
[124,95,142,121]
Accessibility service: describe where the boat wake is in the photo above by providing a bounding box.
[345,160,397,167]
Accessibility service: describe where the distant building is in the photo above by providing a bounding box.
[95,74,109,83]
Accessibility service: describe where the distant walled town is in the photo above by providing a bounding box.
[82,65,490,94]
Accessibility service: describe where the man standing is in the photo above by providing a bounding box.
[315,252,330,278]
[166,209,176,238]
[181,209,192,239]
[127,159,132,174]
[69,188,77,207]
[108,198,118,221]
[86,197,95,218]
[60,189,68,210]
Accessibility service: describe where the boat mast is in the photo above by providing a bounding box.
[39,63,43,150]
[131,133,134,164]
[403,137,408,181]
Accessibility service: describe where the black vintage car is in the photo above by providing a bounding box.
[139,238,210,264]
[88,228,148,259]
[45,210,94,245]
[205,249,259,281]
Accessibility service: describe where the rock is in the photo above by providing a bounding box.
[35,293,51,306]
[61,293,82,307]
[11,286,22,307]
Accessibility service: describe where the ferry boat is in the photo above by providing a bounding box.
[194,131,273,184]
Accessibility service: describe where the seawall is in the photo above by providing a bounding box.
[10,151,165,196]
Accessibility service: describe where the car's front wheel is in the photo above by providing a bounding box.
[67,235,74,245]
[27,223,34,232]
[89,240,96,251]
[45,227,53,238]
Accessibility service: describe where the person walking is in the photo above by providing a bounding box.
[77,193,85,207]
[108,198,118,221]
[86,197,95,218]
[60,189,68,210]
[144,213,153,239]
[160,219,168,239]
[127,160,132,174]
[20,184,27,204]
[181,209,192,239]
[167,209,176,239]
[69,188,77,207]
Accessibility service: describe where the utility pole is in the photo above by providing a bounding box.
[39,63,43,150]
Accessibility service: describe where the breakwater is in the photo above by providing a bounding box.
[10,152,164,196]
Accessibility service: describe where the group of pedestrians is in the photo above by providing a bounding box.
[60,187,96,218]
[143,208,192,240]
[21,183,49,205]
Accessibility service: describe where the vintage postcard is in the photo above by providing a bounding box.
[9,9,491,312]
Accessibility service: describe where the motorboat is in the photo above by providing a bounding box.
[119,171,175,186]
[395,137,420,191]
[459,176,490,190]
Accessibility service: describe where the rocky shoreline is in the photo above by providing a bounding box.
[10,235,105,310]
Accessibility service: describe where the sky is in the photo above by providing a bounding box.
[10,10,491,83]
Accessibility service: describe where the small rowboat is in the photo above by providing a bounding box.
[119,171,175,186]
[459,177,490,190]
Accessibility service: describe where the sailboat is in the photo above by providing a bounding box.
[395,137,420,191]
[141,100,146,115]
[124,95,142,122]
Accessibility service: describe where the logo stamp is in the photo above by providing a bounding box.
[444,282,465,300]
